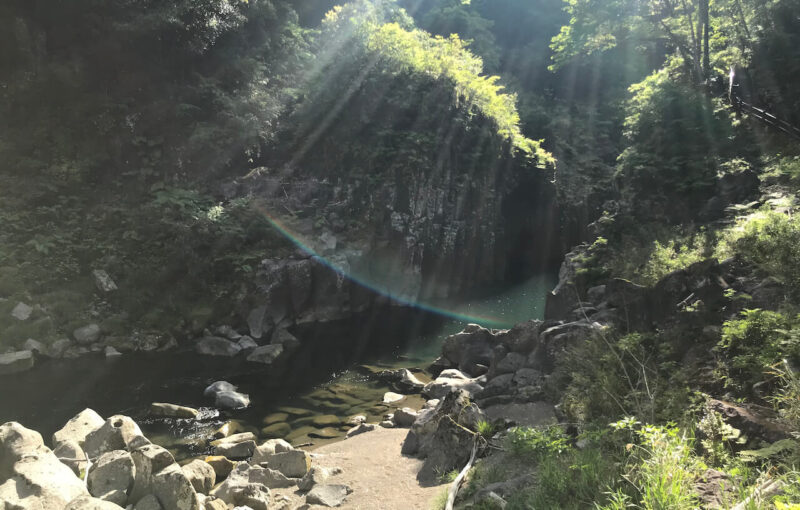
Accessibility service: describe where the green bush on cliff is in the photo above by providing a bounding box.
[716,309,800,393]
[719,210,800,295]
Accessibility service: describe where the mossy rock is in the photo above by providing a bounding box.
[261,422,292,438]
[308,427,340,439]
[275,406,313,417]
[100,314,130,336]
[5,316,55,345]
[262,412,290,426]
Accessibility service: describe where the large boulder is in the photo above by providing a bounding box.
[209,463,285,506]
[87,450,135,506]
[65,495,126,509]
[203,381,237,398]
[0,350,34,375]
[441,324,499,376]
[258,449,310,478]
[422,369,484,399]
[73,324,102,345]
[214,440,256,459]
[195,337,242,357]
[250,439,293,466]
[306,484,352,507]
[297,466,342,492]
[54,439,89,477]
[1,451,90,510]
[150,462,200,510]
[83,415,145,458]
[129,444,175,503]
[0,421,48,479]
[402,390,485,483]
[52,409,105,449]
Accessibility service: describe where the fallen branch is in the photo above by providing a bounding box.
[731,479,785,510]
[445,439,478,510]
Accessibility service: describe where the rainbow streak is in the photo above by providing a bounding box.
[253,203,511,328]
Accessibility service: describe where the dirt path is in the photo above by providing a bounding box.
[274,427,447,509]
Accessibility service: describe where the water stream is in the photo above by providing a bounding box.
[0,273,555,460]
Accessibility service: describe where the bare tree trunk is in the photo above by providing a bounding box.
[699,0,710,77]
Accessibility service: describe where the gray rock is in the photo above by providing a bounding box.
[345,423,376,438]
[298,466,342,491]
[392,408,419,427]
[495,352,526,375]
[92,270,118,292]
[271,329,300,351]
[23,338,46,354]
[513,368,542,387]
[87,450,135,506]
[345,415,366,426]
[209,463,282,505]
[54,440,88,477]
[53,408,105,448]
[247,305,268,339]
[260,449,310,478]
[181,459,216,494]
[49,338,73,357]
[233,482,271,510]
[11,302,33,320]
[246,344,284,365]
[129,444,175,503]
[65,495,125,509]
[73,324,102,345]
[377,368,425,393]
[150,403,199,419]
[151,462,200,510]
[442,324,499,376]
[383,391,405,403]
[196,336,242,357]
[379,420,394,428]
[215,325,242,340]
[104,346,122,358]
[203,380,237,398]
[133,494,163,510]
[83,415,144,458]
[250,439,293,465]
[422,369,484,399]
[215,391,251,410]
[306,484,352,507]
[214,440,256,459]
[0,350,34,375]
[237,336,258,350]
[0,421,48,479]
[63,345,91,359]
[2,451,90,509]
[210,432,257,446]
[249,466,295,489]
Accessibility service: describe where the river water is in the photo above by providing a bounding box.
[0,273,555,460]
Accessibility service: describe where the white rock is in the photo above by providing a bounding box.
[196,337,241,357]
[11,302,33,320]
[383,391,405,404]
[203,381,237,398]
[92,270,118,292]
[53,408,105,449]
[73,324,102,345]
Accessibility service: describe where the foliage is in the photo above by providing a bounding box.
[602,421,702,510]
[616,70,734,217]
[505,425,571,457]
[718,210,800,295]
[716,309,800,393]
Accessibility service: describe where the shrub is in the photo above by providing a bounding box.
[716,309,800,393]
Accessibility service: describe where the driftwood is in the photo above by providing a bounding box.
[445,439,478,510]
[731,479,785,510]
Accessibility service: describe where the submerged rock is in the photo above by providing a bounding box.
[203,381,237,398]
[215,391,251,410]
[150,403,199,419]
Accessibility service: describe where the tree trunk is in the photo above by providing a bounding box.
[700,0,710,77]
